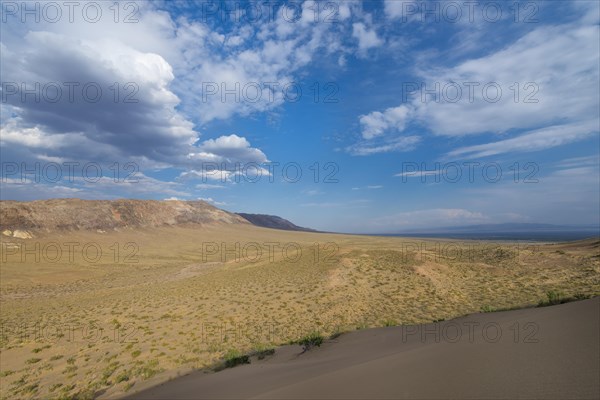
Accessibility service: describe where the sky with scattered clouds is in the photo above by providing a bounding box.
[1,0,599,232]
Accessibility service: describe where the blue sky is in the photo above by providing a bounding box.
[1,1,599,233]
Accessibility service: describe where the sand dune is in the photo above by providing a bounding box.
[127,298,600,400]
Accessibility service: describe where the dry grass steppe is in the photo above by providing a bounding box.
[1,225,599,399]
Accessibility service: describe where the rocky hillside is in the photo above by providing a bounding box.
[0,199,249,236]
[237,213,316,232]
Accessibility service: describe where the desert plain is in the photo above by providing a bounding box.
[1,222,599,399]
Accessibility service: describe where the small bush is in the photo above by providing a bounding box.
[538,290,563,307]
[115,371,130,383]
[547,290,562,304]
[252,346,275,360]
[26,358,41,364]
[574,293,591,300]
[481,305,496,313]
[49,383,63,392]
[32,345,50,353]
[538,291,593,307]
[297,332,324,352]
[62,365,77,374]
[223,349,250,368]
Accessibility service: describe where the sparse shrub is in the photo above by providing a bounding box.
[538,290,563,306]
[62,365,77,374]
[115,371,130,383]
[73,387,96,400]
[297,332,324,352]
[223,349,250,368]
[574,293,591,300]
[129,359,163,379]
[547,290,563,304]
[49,383,63,392]
[26,358,41,364]
[23,383,39,393]
[538,290,593,307]
[481,305,495,313]
[32,345,51,353]
[252,346,275,360]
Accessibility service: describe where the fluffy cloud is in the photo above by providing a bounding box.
[414,23,599,137]
[1,31,197,164]
[383,0,416,20]
[187,134,268,165]
[359,105,412,139]
[1,0,378,182]
[0,172,189,201]
[352,22,383,55]
[352,7,599,156]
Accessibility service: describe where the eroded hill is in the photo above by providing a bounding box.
[0,199,249,236]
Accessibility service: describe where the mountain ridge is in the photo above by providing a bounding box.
[0,199,249,235]
[236,213,316,232]
[0,199,316,237]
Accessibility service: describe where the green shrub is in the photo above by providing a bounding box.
[297,332,324,352]
[574,293,591,300]
[223,349,250,368]
[547,290,562,304]
[115,371,130,383]
[252,346,275,360]
[538,290,593,307]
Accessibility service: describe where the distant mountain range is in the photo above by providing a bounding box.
[383,223,599,242]
[401,223,600,234]
[236,213,317,232]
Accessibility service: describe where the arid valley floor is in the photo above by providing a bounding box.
[1,220,599,399]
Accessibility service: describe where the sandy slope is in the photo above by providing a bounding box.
[127,298,600,400]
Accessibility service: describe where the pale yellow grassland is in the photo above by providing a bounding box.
[1,225,598,399]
